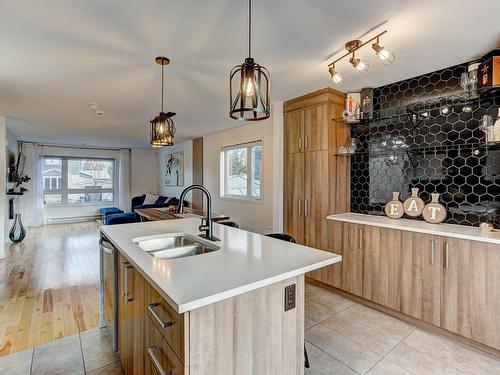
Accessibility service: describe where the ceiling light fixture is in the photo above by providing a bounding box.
[328,66,344,87]
[229,0,270,121]
[327,30,395,87]
[150,57,176,148]
[349,55,369,72]
[372,37,396,64]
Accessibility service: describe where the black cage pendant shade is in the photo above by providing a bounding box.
[229,0,270,121]
[150,57,176,147]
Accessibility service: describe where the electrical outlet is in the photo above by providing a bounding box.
[284,284,296,311]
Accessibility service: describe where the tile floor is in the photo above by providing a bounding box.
[304,283,500,375]
[1,281,498,374]
[0,327,123,375]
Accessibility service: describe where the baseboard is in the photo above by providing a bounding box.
[47,215,100,224]
[306,277,500,361]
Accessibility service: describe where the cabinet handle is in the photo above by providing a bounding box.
[305,136,309,149]
[358,227,364,250]
[147,346,173,375]
[298,199,302,217]
[121,262,128,298]
[444,242,449,269]
[148,302,175,329]
[298,136,302,151]
[431,240,436,265]
[304,200,308,217]
[349,226,354,248]
[124,264,134,302]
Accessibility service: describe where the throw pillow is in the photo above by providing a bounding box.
[143,193,159,205]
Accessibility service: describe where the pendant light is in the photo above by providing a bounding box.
[229,0,270,121]
[150,57,176,147]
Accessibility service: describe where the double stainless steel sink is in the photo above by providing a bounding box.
[133,233,219,260]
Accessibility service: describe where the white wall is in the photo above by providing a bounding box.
[131,149,158,197]
[203,119,274,234]
[1,116,8,256]
[158,140,193,200]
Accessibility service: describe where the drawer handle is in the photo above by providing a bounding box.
[431,240,436,266]
[148,302,175,329]
[147,346,172,375]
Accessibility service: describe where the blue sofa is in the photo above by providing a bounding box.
[131,195,181,211]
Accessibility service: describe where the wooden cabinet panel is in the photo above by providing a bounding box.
[341,223,364,296]
[145,318,184,375]
[308,221,343,287]
[362,227,401,310]
[284,153,305,244]
[303,104,329,152]
[132,271,147,375]
[118,254,135,375]
[399,232,442,326]
[304,150,329,250]
[147,283,185,363]
[284,110,303,154]
[441,238,500,349]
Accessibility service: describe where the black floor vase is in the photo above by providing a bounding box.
[9,213,26,243]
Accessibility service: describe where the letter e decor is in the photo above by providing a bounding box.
[384,192,404,219]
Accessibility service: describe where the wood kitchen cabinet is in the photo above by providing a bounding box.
[399,231,442,326]
[341,223,364,296]
[441,237,500,350]
[283,88,347,252]
[362,226,401,310]
[118,254,135,375]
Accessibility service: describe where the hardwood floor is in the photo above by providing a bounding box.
[0,222,101,356]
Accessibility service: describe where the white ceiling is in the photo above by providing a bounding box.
[1,0,499,148]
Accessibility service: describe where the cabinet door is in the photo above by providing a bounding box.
[284,110,304,154]
[132,271,147,375]
[308,221,343,287]
[441,238,500,349]
[284,153,305,244]
[399,232,442,326]
[341,223,364,296]
[304,150,329,250]
[303,104,329,152]
[118,255,135,375]
[362,227,401,310]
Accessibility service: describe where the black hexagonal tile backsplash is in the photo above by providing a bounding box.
[348,64,500,228]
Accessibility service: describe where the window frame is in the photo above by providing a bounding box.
[220,140,262,202]
[43,156,117,206]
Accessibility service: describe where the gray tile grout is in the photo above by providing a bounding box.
[78,331,87,375]
[305,339,363,375]
[29,347,35,375]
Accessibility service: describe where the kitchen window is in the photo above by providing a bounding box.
[43,156,116,205]
[220,141,262,200]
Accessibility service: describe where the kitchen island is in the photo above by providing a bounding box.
[100,218,341,375]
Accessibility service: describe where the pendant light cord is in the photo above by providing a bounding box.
[161,62,164,113]
[248,0,252,58]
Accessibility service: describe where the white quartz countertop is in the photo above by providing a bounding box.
[327,213,500,245]
[101,218,341,313]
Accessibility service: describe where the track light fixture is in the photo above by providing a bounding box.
[327,30,395,87]
[328,66,344,87]
[349,55,369,72]
[372,37,395,64]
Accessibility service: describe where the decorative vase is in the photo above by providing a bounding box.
[9,213,26,243]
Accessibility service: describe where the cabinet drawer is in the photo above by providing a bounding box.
[147,284,185,363]
[146,317,184,375]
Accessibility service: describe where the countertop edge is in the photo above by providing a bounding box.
[326,213,500,245]
[176,256,341,313]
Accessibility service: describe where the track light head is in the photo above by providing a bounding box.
[329,66,344,87]
[372,42,395,64]
[349,56,369,72]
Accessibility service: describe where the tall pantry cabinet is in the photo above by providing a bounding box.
[283,88,349,263]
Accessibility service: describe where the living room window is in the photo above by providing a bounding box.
[43,156,116,205]
[220,141,262,200]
